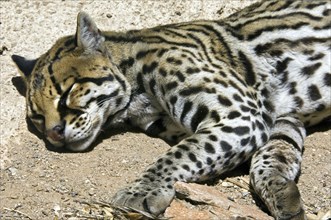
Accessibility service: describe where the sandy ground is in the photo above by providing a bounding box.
[0,0,330,219]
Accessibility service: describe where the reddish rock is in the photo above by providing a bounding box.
[164,182,273,220]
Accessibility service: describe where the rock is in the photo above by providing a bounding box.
[165,182,273,220]
[53,204,61,217]
[8,167,18,176]
[88,188,95,196]
[221,181,234,187]
[165,199,220,220]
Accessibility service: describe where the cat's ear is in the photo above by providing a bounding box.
[76,12,105,52]
[11,55,37,80]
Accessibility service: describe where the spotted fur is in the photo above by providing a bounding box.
[12,0,331,219]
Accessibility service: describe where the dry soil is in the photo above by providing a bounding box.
[0,1,330,219]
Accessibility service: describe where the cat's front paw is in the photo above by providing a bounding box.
[112,181,175,216]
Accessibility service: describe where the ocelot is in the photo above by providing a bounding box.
[12,0,331,219]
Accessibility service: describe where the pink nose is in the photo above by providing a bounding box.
[46,125,65,142]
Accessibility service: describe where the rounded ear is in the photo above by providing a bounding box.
[11,54,37,80]
[76,12,105,52]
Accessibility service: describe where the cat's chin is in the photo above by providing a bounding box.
[47,133,97,152]
[64,134,97,152]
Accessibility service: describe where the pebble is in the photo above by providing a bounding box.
[53,204,61,217]
[71,191,78,197]
[242,191,250,198]
[221,182,234,187]
[121,159,129,164]
[53,204,61,212]
[14,203,22,209]
[88,188,95,196]
[227,196,235,202]
[8,167,18,176]
[42,210,49,216]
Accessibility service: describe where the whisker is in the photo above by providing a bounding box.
[86,97,113,114]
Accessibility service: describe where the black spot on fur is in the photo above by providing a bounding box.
[262,112,273,128]
[289,82,297,94]
[261,88,270,98]
[249,136,257,150]
[175,71,185,82]
[182,164,190,171]
[205,143,215,154]
[233,126,250,136]
[186,67,200,74]
[240,105,251,112]
[136,49,158,59]
[316,104,325,112]
[180,101,193,122]
[166,81,178,90]
[308,53,325,61]
[302,63,322,76]
[238,51,256,86]
[228,111,241,119]
[324,73,331,86]
[116,97,123,107]
[209,135,218,142]
[119,57,134,74]
[142,61,158,74]
[294,96,304,108]
[263,100,275,112]
[180,86,204,96]
[188,153,197,162]
[170,96,177,105]
[275,153,287,164]
[218,95,232,106]
[220,140,232,151]
[247,100,258,109]
[221,126,233,133]
[276,57,292,73]
[206,157,213,165]
[146,119,166,137]
[191,105,209,131]
[178,144,189,151]
[157,48,168,57]
[261,132,268,143]
[211,110,220,122]
[136,72,145,93]
[159,68,167,77]
[224,152,233,159]
[213,78,228,87]
[256,120,265,131]
[166,57,182,65]
[165,159,173,165]
[175,151,182,159]
[241,137,250,146]
[149,79,156,95]
[308,84,322,101]
[254,43,271,55]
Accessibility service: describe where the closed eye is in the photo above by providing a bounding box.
[59,83,75,109]
[30,114,45,121]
